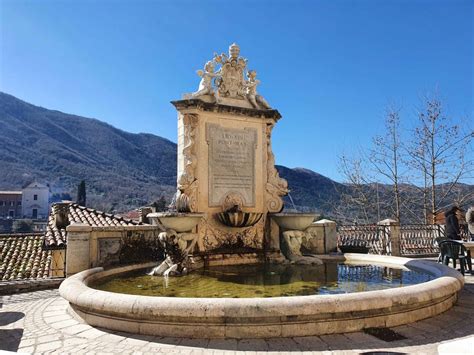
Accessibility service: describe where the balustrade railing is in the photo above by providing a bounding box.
[337,223,470,257]
[400,224,443,256]
[337,225,391,255]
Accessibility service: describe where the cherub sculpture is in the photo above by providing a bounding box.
[190,61,219,98]
[244,70,271,109]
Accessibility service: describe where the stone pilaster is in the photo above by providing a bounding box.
[305,219,337,254]
[139,207,154,224]
[313,219,337,253]
[54,202,70,228]
[66,223,92,276]
[378,218,401,256]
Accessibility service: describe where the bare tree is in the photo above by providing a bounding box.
[368,106,405,222]
[333,93,473,225]
[334,153,381,224]
[403,142,430,223]
[408,94,474,223]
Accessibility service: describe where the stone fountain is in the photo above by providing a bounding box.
[147,43,321,275]
[59,43,464,339]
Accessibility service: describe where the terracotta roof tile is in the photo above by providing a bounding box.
[0,234,52,281]
[1,204,145,281]
[43,203,143,248]
[44,218,66,249]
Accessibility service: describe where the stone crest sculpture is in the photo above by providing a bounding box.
[213,43,247,99]
[188,43,271,110]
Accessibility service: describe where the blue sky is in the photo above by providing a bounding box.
[1,0,472,182]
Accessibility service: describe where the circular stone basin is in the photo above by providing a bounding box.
[90,263,434,298]
[59,254,464,339]
[270,212,319,230]
[147,212,204,232]
[216,211,263,228]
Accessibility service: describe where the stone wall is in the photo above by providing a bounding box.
[64,218,339,276]
[303,219,338,254]
[65,224,160,276]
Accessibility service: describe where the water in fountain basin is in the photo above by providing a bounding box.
[91,262,435,298]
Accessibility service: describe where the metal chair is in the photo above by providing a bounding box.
[435,237,450,263]
[439,240,471,275]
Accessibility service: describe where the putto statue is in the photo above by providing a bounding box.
[187,43,271,109]
[191,61,219,98]
[245,70,271,109]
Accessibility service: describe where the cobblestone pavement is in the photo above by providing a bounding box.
[1,275,473,354]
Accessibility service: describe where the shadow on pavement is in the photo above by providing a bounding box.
[0,311,25,326]
[0,328,24,352]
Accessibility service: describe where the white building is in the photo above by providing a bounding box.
[22,182,50,219]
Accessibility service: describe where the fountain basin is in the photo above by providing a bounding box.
[91,262,435,298]
[271,213,319,230]
[147,212,204,232]
[216,211,263,228]
[59,254,463,339]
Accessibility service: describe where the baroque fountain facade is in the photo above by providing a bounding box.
[147,42,322,276]
[59,44,464,339]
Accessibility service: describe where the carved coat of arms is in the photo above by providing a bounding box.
[214,44,247,99]
[187,43,271,110]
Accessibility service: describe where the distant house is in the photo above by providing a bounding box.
[0,191,22,218]
[21,182,50,219]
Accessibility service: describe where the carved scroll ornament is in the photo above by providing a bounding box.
[177,114,199,212]
[265,123,289,212]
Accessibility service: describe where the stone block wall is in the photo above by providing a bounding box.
[301,219,337,254]
[65,224,160,276]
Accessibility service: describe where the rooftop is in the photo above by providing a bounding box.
[44,202,144,249]
[23,182,49,189]
[0,233,51,281]
[0,203,146,281]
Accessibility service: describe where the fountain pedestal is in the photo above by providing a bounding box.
[169,44,289,257]
[149,44,328,268]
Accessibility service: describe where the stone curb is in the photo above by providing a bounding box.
[59,255,464,339]
[0,278,64,295]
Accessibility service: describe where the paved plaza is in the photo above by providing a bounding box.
[0,273,473,354]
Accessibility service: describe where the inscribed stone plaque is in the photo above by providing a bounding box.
[206,123,257,207]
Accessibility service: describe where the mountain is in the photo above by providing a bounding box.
[0,92,346,213]
[1,92,472,221]
[0,92,177,210]
[276,166,348,212]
